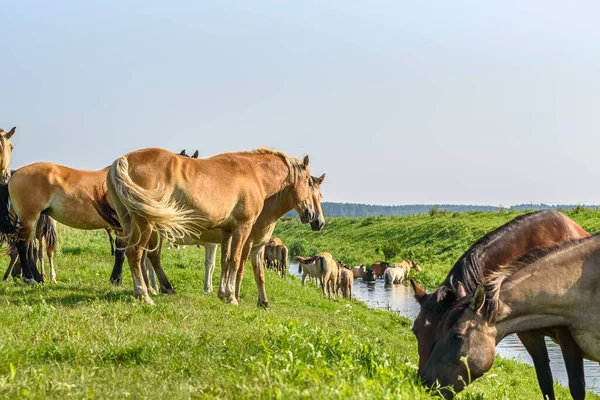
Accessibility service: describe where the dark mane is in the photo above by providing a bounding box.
[442,210,561,294]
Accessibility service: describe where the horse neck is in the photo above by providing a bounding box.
[258,188,298,225]
[493,239,600,340]
[255,155,298,199]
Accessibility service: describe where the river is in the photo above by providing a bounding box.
[289,263,600,394]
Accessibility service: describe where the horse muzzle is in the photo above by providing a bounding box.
[310,214,325,231]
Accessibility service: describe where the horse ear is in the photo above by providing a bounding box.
[192,150,199,158]
[315,173,325,184]
[303,155,309,168]
[179,149,186,156]
[471,285,486,312]
[410,279,427,304]
[6,127,16,139]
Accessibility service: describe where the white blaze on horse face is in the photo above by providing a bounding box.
[425,319,431,327]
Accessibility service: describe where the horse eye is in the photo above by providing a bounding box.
[453,333,464,340]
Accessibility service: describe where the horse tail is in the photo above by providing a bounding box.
[108,156,203,244]
[91,186,122,231]
[0,184,19,244]
[318,256,324,275]
[39,215,57,251]
[384,269,391,285]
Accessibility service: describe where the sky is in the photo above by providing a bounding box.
[2,1,600,206]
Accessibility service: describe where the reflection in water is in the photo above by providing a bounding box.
[290,264,600,393]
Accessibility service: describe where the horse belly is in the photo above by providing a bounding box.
[571,327,600,362]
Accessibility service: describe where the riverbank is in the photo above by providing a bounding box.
[0,221,595,399]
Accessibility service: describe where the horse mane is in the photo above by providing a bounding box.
[440,233,600,327]
[247,148,304,184]
[442,210,560,295]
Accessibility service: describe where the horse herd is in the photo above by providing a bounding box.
[1,126,600,399]
[293,256,423,300]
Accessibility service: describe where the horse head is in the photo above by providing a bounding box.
[292,155,325,231]
[0,127,15,183]
[420,286,496,398]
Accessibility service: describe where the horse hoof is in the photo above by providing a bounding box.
[226,297,239,306]
[142,296,155,306]
[257,301,271,310]
[147,287,157,295]
[110,278,123,287]
[51,279,57,284]
[21,277,35,285]
[160,288,176,295]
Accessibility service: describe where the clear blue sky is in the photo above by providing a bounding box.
[2,1,599,206]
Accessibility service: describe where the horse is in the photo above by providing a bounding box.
[362,267,377,282]
[383,260,422,285]
[3,214,57,282]
[421,233,600,399]
[370,261,390,278]
[295,253,340,299]
[351,265,366,279]
[339,268,353,299]
[410,210,590,400]
[268,237,283,246]
[264,242,288,277]
[104,148,325,305]
[296,255,321,286]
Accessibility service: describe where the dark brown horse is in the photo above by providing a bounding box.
[410,210,589,400]
[421,233,600,398]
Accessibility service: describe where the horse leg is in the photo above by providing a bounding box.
[217,232,233,300]
[249,245,269,308]
[145,257,157,293]
[123,216,154,305]
[3,245,18,281]
[16,222,43,284]
[203,243,218,293]
[555,328,585,400]
[106,228,115,256]
[234,240,253,303]
[221,224,252,305]
[47,242,56,284]
[517,331,555,400]
[145,234,175,295]
[140,251,157,295]
[38,237,46,281]
[110,236,126,286]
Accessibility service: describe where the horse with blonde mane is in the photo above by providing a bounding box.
[105,147,325,306]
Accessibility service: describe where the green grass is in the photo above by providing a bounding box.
[0,210,597,399]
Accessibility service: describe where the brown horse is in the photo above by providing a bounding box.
[421,233,600,399]
[339,268,353,299]
[410,210,589,400]
[295,253,339,299]
[264,242,289,277]
[370,261,390,278]
[103,173,325,306]
[105,148,325,305]
[4,214,57,282]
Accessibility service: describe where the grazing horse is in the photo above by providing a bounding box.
[339,268,353,299]
[351,265,366,279]
[268,236,283,246]
[264,242,288,277]
[421,233,600,399]
[362,267,377,282]
[4,214,57,282]
[410,210,590,400]
[105,148,325,305]
[383,260,422,285]
[370,261,390,278]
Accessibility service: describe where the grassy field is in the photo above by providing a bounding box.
[0,210,597,399]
